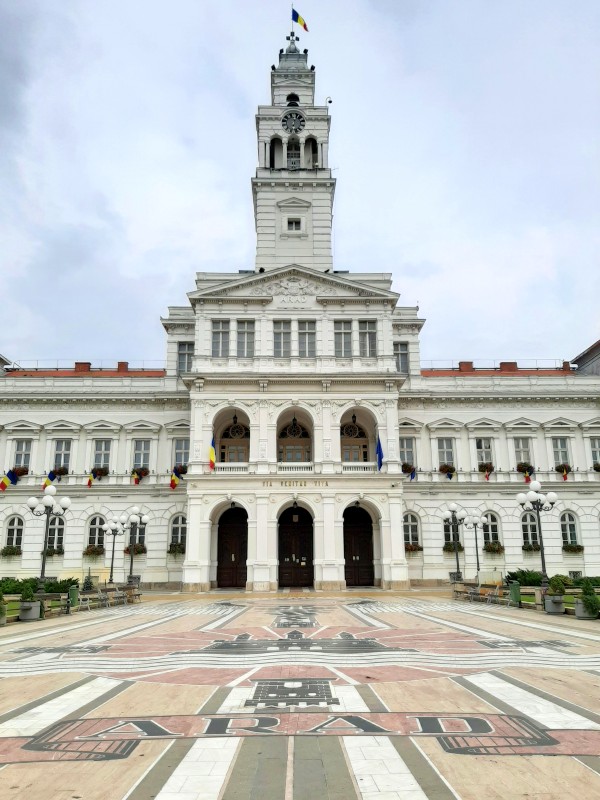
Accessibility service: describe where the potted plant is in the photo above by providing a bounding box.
[401,462,415,474]
[562,543,584,554]
[19,584,41,622]
[439,464,456,477]
[575,579,600,620]
[124,542,147,555]
[174,464,188,475]
[404,542,423,554]
[516,462,534,474]
[555,463,572,477]
[544,576,566,615]
[93,467,109,479]
[43,546,65,557]
[443,541,464,553]
[478,462,494,475]
[168,542,186,556]
[13,466,29,478]
[594,463,600,473]
[0,592,6,626]
[483,540,505,555]
[522,543,541,552]
[54,466,69,478]
[83,544,105,558]
[1,545,22,557]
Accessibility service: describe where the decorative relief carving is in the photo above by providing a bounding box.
[193,441,202,459]
[251,276,336,301]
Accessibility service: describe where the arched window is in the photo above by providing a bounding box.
[278,416,311,462]
[482,513,500,543]
[286,93,300,106]
[287,137,300,169]
[220,415,250,463]
[304,136,318,167]
[6,516,24,547]
[48,517,65,550]
[340,417,368,462]
[269,137,283,169]
[171,515,187,546]
[560,512,578,546]
[88,515,105,547]
[403,513,419,546]
[521,512,538,546]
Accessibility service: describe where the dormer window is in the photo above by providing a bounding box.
[286,93,300,106]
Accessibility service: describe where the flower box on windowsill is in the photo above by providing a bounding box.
[124,543,147,555]
[174,464,188,475]
[562,544,584,554]
[594,463,600,473]
[404,543,423,555]
[483,541,504,555]
[131,467,150,484]
[54,467,69,478]
[1,545,22,557]
[439,464,456,476]
[43,547,64,557]
[555,463,572,476]
[13,467,29,477]
[478,462,494,475]
[401,463,415,475]
[168,542,186,556]
[443,542,464,553]
[522,543,541,552]
[92,467,109,478]
[83,545,105,558]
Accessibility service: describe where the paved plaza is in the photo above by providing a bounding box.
[1,592,600,799]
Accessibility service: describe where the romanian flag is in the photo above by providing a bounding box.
[43,470,57,490]
[484,468,491,482]
[0,474,12,492]
[562,467,568,481]
[447,470,453,480]
[87,468,98,488]
[209,437,216,471]
[409,467,416,481]
[170,465,183,490]
[132,470,140,486]
[524,465,534,484]
[292,8,308,31]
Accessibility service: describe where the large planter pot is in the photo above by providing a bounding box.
[19,601,41,621]
[544,595,565,615]
[0,615,6,627]
[575,599,598,620]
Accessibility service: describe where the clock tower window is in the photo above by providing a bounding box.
[304,137,318,168]
[287,138,301,170]
[286,93,300,107]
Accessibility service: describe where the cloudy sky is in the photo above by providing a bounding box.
[1,0,598,367]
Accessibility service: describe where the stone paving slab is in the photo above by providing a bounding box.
[1,592,600,798]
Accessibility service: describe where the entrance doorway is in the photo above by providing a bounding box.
[278,506,314,587]
[344,506,374,587]
[216,507,248,588]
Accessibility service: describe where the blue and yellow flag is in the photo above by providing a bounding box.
[292,8,309,31]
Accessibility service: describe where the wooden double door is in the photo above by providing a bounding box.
[278,507,314,587]
[344,507,375,587]
[216,507,248,588]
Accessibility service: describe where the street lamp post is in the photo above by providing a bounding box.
[119,507,150,581]
[26,485,71,591]
[102,520,125,584]
[516,481,557,589]
[443,503,466,581]
[464,514,488,581]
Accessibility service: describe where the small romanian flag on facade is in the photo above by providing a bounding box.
[524,466,534,484]
[87,468,98,488]
[409,467,416,481]
[484,468,491,482]
[132,470,140,486]
[0,470,19,491]
[43,470,57,489]
[292,8,308,31]
[209,436,216,471]
[562,467,568,481]
[170,466,183,490]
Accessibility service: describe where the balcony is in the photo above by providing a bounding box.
[341,462,378,474]
[277,462,314,473]
[213,463,249,474]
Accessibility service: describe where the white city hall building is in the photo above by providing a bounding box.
[2,35,600,592]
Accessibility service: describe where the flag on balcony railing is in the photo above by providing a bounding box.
[132,470,140,485]
[42,470,57,489]
[409,466,416,481]
[0,470,18,492]
[562,467,568,481]
[524,465,534,484]
[484,468,491,482]
[376,436,384,471]
[87,468,98,488]
[170,465,183,490]
[209,436,216,471]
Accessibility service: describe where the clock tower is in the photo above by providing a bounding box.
[252,32,335,273]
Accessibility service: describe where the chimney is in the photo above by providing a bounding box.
[74,362,91,373]
[117,362,129,373]
[458,361,474,372]
[499,361,518,372]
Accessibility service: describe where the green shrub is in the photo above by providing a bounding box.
[547,576,566,596]
[580,579,600,616]
[505,569,543,586]
[0,592,6,618]
[20,584,35,602]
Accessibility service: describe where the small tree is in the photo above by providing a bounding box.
[547,576,566,596]
[0,592,6,619]
[82,569,94,592]
[580,579,600,616]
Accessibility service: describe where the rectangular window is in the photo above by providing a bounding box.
[177,341,194,373]
[237,320,255,358]
[298,320,316,358]
[14,440,32,469]
[93,440,111,469]
[443,521,461,546]
[48,519,64,550]
[220,444,247,463]
[133,439,151,469]
[359,320,377,357]
[274,320,291,358]
[552,437,569,465]
[394,342,409,373]
[514,437,531,464]
[591,437,600,465]
[334,321,352,358]
[211,320,230,358]
[54,439,71,471]
[398,437,415,466]
[287,218,301,231]
[437,438,454,466]
[342,444,368,462]
[174,438,189,466]
[476,437,493,464]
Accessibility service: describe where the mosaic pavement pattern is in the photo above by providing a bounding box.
[2,595,600,799]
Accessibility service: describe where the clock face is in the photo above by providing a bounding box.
[281,111,305,133]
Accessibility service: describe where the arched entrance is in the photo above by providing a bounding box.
[344,506,375,587]
[278,506,314,587]
[216,507,248,588]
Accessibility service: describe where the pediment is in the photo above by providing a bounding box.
[427,418,464,431]
[82,419,122,434]
[543,417,577,430]
[398,417,424,430]
[465,418,501,431]
[276,197,311,209]
[505,417,541,431]
[580,417,600,431]
[189,265,399,304]
[4,420,42,434]
[165,419,191,435]
[123,420,162,435]
[44,420,82,433]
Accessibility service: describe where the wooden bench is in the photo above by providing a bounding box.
[42,593,71,617]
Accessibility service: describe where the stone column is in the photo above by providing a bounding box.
[182,494,211,591]
[380,492,409,589]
